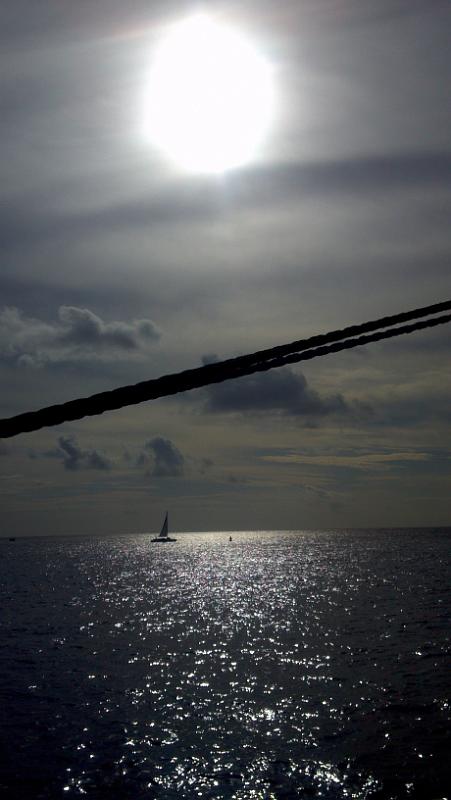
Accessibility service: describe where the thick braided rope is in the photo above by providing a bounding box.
[1,302,450,438]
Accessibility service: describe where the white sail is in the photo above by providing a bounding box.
[159,512,168,538]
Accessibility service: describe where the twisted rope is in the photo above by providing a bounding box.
[1,300,450,438]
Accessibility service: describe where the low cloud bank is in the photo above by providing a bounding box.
[0,305,160,368]
[202,365,348,417]
[137,436,185,478]
[45,436,111,471]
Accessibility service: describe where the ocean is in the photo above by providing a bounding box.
[0,529,449,799]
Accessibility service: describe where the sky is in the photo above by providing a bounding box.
[1,0,450,535]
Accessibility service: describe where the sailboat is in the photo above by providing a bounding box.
[151,511,177,543]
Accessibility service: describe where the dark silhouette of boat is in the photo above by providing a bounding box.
[9,537,16,541]
[151,512,176,543]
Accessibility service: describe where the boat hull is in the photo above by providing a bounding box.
[151,537,177,542]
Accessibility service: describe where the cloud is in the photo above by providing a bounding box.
[0,305,160,368]
[201,353,220,366]
[0,442,11,456]
[2,152,451,254]
[203,367,348,417]
[137,436,184,478]
[263,450,432,470]
[46,436,111,471]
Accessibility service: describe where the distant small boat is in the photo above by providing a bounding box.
[229,536,232,542]
[151,511,177,543]
[9,537,16,541]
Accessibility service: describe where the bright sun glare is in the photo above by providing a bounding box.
[148,15,274,173]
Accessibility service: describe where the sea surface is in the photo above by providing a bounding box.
[0,529,449,800]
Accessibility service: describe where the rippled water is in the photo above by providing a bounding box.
[0,529,449,799]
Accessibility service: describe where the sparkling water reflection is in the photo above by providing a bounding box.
[0,529,449,799]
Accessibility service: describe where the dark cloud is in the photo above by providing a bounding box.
[0,305,160,368]
[2,152,450,254]
[85,449,112,471]
[139,436,185,478]
[201,354,220,366]
[46,436,111,471]
[203,367,347,417]
[229,151,451,205]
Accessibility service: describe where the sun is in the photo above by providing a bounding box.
[147,14,274,173]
